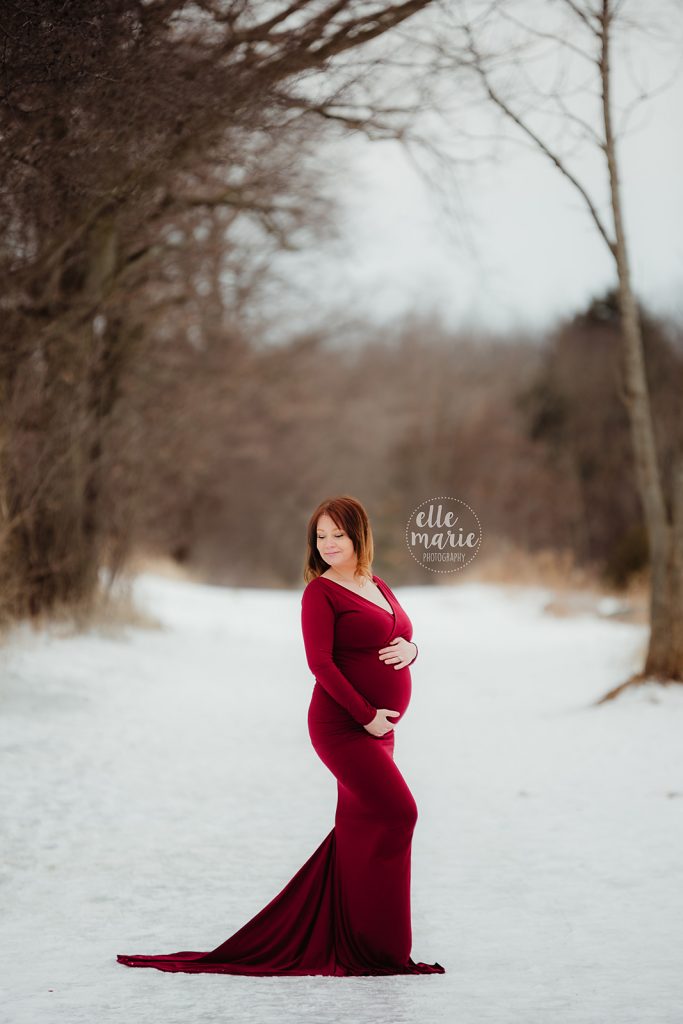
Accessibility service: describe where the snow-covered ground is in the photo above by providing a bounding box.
[1,573,681,1024]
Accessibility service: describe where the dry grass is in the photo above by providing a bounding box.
[462,538,649,624]
[0,574,163,643]
[46,586,160,639]
[122,550,206,583]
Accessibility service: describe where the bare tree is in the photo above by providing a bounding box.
[0,0,434,620]
[422,0,683,689]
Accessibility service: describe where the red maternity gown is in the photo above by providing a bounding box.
[116,573,445,976]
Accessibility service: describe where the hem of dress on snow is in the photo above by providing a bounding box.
[116,952,446,976]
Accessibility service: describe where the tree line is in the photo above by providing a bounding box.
[2,1,682,690]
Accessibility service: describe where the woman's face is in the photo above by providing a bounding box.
[316,514,356,571]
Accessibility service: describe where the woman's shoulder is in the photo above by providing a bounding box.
[302,574,332,599]
[301,576,341,620]
[304,573,327,587]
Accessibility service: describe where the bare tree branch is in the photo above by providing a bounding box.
[462,25,616,254]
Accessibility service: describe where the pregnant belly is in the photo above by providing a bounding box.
[336,651,413,720]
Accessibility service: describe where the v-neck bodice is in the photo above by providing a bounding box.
[318,573,394,617]
[302,572,415,731]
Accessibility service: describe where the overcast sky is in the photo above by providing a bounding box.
[276,11,683,337]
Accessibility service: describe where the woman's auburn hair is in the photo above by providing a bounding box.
[303,495,374,584]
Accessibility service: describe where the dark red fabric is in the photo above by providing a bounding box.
[116,574,445,976]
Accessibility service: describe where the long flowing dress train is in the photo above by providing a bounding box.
[116,574,445,976]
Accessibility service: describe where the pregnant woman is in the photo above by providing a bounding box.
[117,495,444,976]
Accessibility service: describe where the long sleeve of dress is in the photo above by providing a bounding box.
[301,582,377,727]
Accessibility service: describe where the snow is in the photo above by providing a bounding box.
[1,572,681,1023]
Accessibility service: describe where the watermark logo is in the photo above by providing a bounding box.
[405,496,482,573]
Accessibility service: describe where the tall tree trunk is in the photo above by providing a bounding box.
[601,0,683,681]
[1,215,124,618]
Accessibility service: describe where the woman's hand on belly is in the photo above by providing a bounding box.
[378,637,417,669]
[363,708,401,737]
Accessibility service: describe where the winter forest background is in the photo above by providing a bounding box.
[2,0,682,612]
[2,2,683,1022]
